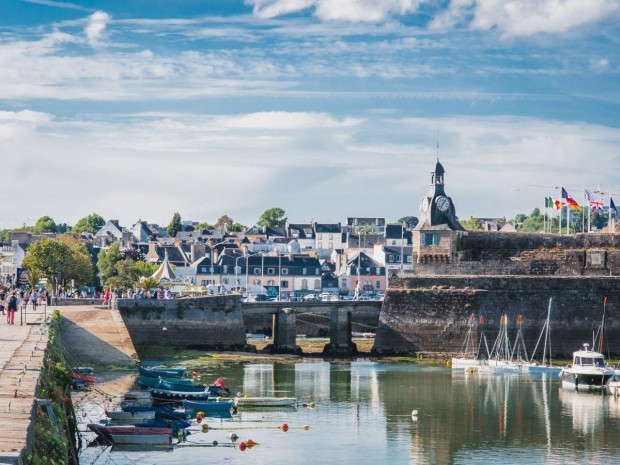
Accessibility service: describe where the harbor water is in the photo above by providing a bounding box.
[77,360,620,465]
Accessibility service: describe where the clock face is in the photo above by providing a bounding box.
[422,198,429,211]
[436,196,450,212]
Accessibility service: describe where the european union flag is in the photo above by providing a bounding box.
[611,198,618,216]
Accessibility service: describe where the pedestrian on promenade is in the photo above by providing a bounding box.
[24,290,31,309]
[103,288,111,308]
[7,292,18,325]
[0,289,5,317]
[31,291,38,310]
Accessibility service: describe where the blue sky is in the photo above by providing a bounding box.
[1,0,619,229]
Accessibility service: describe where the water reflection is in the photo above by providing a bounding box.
[79,362,620,465]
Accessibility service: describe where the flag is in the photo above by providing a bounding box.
[585,189,604,209]
[611,198,618,216]
[546,197,553,208]
[561,187,581,210]
[553,199,565,210]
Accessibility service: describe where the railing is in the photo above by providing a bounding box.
[20,301,47,325]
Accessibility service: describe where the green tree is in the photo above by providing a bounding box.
[23,269,42,290]
[257,207,287,228]
[196,222,215,232]
[34,216,57,233]
[134,260,158,278]
[57,235,94,287]
[56,223,71,234]
[73,213,105,234]
[460,217,483,230]
[359,225,375,234]
[140,276,160,292]
[229,222,246,232]
[97,242,122,282]
[22,238,70,294]
[167,212,182,237]
[520,208,544,232]
[397,216,418,229]
[106,259,141,290]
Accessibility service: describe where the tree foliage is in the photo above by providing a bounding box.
[257,207,287,228]
[216,215,233,228]
[229,222,246,232]
[56,235,95,287]
[22,239,70,290]
[73,213,105,234]
[196,222,215,232]
[106,259,157,290]
[397,216,418,229]
[97,242,122,282]
[167,212,182,237]
[459,217,483,231]
[519,208,544,232]
[34,216,57,233]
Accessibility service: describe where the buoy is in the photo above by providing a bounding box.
[192,371,197,378]
[228,433,239,441]
[196,416,202,424]
[446,360,452,367]
[212,440,218,446]
[308,402,315,408]
[302,425,310,430]
[281,423,289,432]
[202,423,209,431]
[239,441,247,451]
[246,439,255,446]
[198,411,204,417]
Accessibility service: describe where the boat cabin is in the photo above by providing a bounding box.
[572,344,606,368]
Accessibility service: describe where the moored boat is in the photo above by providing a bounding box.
[560,344,614,391]
[106,410,155,421]
[109,433,172,445]
[88,424,172,442]
[139,366,186,379]
[138,376,195,388]
[149,388,211,404]
[234,396,297,407]
[182,399,234,413]
[451,314,490,370]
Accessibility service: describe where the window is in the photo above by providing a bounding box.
[366,267,371,275]
[421,233,439,246]
[315,268,320,275]
[282,268,288,275]
[254,267,261,274]
[314,279,321,289]
[328,242,333,249]
[267,268,275,275]
[281,280,289,288]
[329,234,333,240]
[301,279,308,290]
[253,279,260,285]
[407,256,412,263]
[376,280,381,288]
[376,267,381,274]
[317,242,322,249]
[267,279,275,286]
[388,255,394,263]
[200,266,208,273]
[223,265,227,273]
[303,268,307,275]
[391,240,397,245]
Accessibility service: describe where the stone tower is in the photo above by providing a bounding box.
[415,160,464,231]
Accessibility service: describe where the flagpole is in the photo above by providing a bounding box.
[558,187,562,236]
[566,204,569,235]
[610,196,613,234]
[544,197,547,233]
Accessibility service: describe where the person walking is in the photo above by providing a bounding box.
[31,290,38,310]
[7,292,18,325]
[0,289,5,317]
[103,288,111,308]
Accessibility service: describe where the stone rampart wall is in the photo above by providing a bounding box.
[117,295,247,350]
[373,275,620,357]
[411,232,620,276]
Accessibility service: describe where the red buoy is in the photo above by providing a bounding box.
[281,423,289,432]
[239,441,247,451]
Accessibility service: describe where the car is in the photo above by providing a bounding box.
[303,294,319,302]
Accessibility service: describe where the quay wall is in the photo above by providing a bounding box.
[116,295,247,350]
[373,275,620,357]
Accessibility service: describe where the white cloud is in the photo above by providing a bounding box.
[85,10,110,46]
[248,0,424,22]
[21,0,94,12]
[471,0,620,37]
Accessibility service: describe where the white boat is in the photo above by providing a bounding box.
[528,298,562,374]
[106,410,155,421]
[234,396,297,407]
[560,344,614,390]
[487,314,529,373]
[109,433,171,445]
[451,314,490,370]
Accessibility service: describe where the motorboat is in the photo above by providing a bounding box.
[560,344,614,391]
[182,399,234,413]
[105,410,155,421]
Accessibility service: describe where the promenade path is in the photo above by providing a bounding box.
[0,310,48,465]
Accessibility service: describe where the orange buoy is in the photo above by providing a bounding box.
[239,441,247,451]
[281,423,289,432]
[246,439,255,446]
[302,425,310,430]
[202,423,209,431]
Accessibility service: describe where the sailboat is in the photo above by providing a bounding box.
[488,314,529,373]
[529,298,561,374]
[451,314,490,370]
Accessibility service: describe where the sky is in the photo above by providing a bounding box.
[1,0,619,229]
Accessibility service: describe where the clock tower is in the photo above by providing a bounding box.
[415,160,463,231]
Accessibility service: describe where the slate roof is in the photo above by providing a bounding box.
[314,223,341,233]
[288,224,315,239]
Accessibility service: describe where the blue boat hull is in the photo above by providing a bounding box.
[139,367,185,379]
[182,399,234,412]
[149,388,211,405]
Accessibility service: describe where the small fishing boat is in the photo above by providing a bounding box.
[149,388,211,404]
[106,410,155,421]
[138,376,195,388]
[109,433,172,445]
[121,391,153,408]
[88,424,171,442]
[69,371,95,385]
[560,344,614,390]
[234,396,297,407]
[100,418,191,431]
[182,399,234,413]
[139,366,186,379]
[159,381,208,393]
